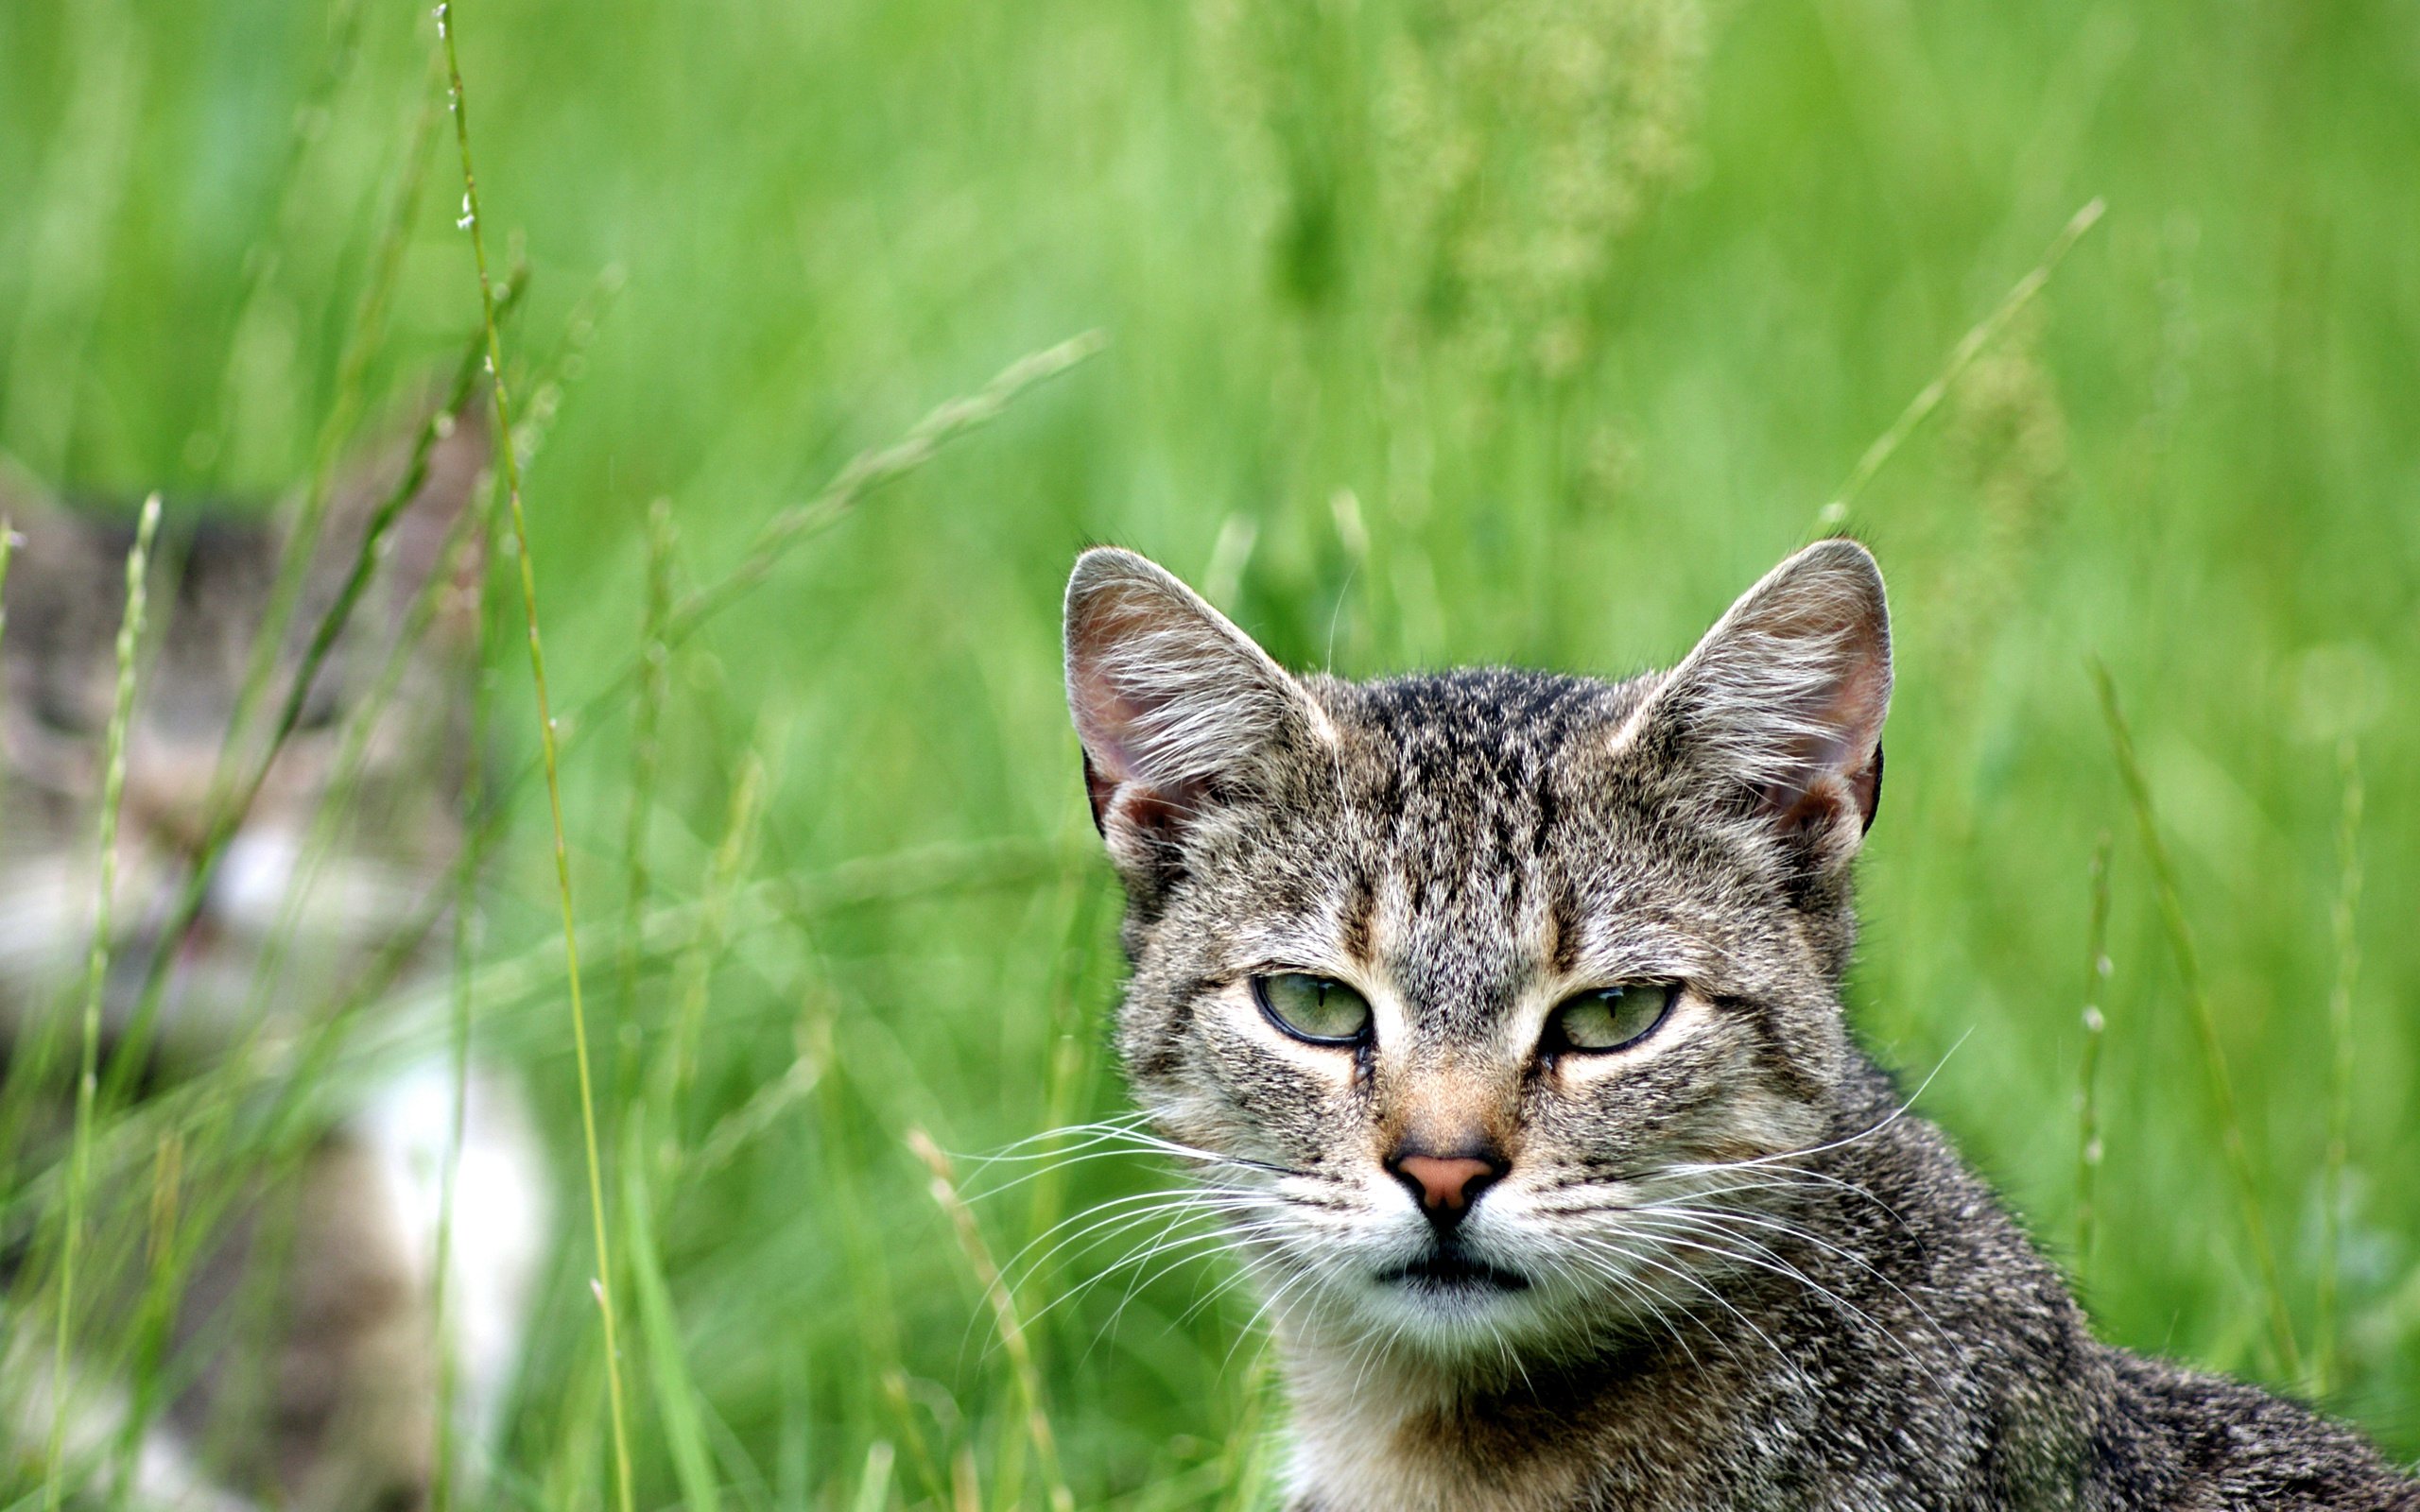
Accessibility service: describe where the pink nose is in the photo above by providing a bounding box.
[1392,1155,1498,1212]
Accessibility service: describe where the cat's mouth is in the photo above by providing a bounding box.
[1376,1246,1530,1296]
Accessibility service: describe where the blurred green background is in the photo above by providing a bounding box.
[3,0,2416,1504]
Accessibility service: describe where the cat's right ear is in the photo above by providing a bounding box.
[1064,547,1327,888]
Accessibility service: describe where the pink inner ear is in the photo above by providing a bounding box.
[1063,546,1316,852]
[1066,588,1206,833]
[1070,660,1151,789]
[1759,619,1890,835]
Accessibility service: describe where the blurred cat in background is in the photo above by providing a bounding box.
[0,413,548,1512]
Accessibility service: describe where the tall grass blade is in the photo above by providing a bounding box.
[2313,737,2363,1397]
[852,1442,896,1512]
[622,1111,725,1512]
[2074,831,2113,1267]
[435,9,637,1510]
[2090,659,2302,1379]
[43,493,160,1511]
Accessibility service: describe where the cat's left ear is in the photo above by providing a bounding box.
[1619,538,1891,871]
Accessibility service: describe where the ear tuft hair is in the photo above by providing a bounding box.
[1619,538,1892,871]
[1063,547,1325,890]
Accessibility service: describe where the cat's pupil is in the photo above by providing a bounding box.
[1552,984,1673,1053]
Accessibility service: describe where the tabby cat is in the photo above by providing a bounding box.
[0,419,545,1512]
[1062,541,2416,1510]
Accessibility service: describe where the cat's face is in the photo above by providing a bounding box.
[0,420,486,1059]
[1064,542,1890,1368]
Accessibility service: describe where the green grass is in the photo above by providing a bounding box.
[3,0,2417,1505]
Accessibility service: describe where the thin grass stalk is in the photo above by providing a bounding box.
[43,493,160,1510]
[616,498,679,1119]
[210,46,445,816]
[431,463,502,1512]
[100,280,525,1108]
[213,252,598,1084]
[435,10,637,1510]
[908,1128,1077,1512]
[1819,198,2102,523]
[2074,831,2113,1268]
[2313,737,2363,1398]
[2090,659,2301,1379]
[951,1443,982,1512]
[221,496,490,1042]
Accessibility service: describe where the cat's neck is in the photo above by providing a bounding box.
[1276,1297,1759,1512]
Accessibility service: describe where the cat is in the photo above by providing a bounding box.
[1061,540,2418,1511]
[0,415,547,1512]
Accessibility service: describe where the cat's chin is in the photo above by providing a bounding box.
[1330,1246,1558,1355]
[1374,1247,1532,1297]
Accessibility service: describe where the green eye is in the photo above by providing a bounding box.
[1548,983,1676,1053]
[1253,973,1374,1045]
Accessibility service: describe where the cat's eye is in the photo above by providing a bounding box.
[1547,983,1676,1054]
[1253,973,1373,1046]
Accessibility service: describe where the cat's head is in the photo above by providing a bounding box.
[0,413,488,1061]
[1063,541,1890,1367]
